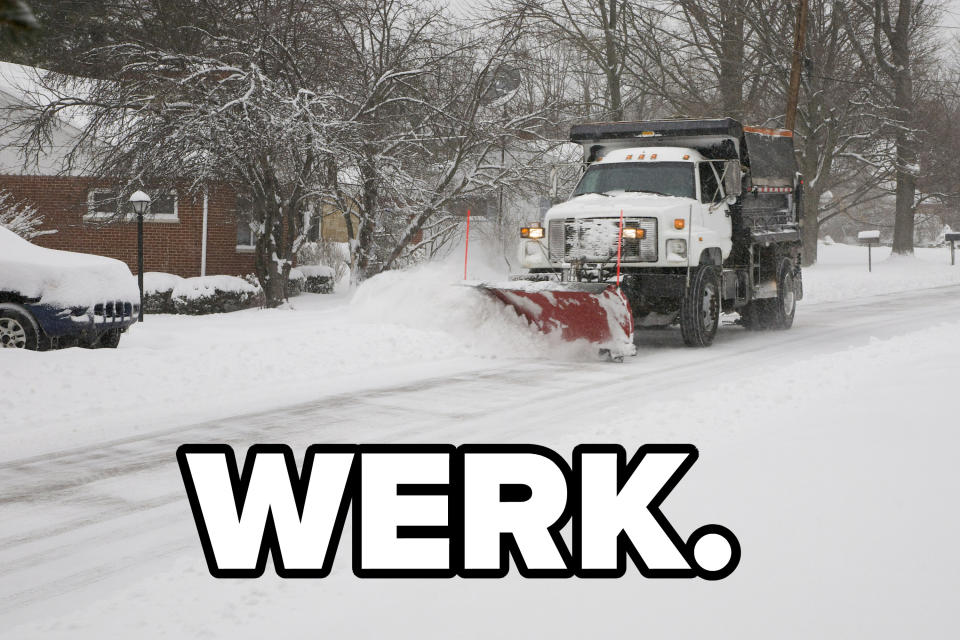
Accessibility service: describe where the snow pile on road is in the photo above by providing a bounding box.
[803,242,960,304]
[0,225,138,307]
[350,263,591,358]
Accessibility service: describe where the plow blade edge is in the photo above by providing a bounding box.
[477,282,635,358]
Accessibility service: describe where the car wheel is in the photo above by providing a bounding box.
[0,307,40,350]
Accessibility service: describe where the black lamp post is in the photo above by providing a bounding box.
[129,190,151,321]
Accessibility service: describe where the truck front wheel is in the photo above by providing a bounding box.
[679,266,720,347]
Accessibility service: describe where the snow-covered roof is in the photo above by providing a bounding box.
[0,61,90,176]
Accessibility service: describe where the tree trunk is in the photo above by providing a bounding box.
[800,188,820,266]
[891,74,917,254]
[890,0,916,255]
[602,0,623,120]
[718,2,744,120]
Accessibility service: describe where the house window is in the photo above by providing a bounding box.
[84,188,179,223]
[85,188,120,221]
[148,191,178,223]
[307,214,320,242]
[237,220,256,252]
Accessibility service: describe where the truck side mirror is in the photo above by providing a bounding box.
[723,160,742,200]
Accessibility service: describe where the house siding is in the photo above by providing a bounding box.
[0,174,255,278]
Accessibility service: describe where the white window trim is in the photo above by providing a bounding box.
[84,188,179,224]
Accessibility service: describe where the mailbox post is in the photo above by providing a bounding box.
[858,230,881,272]
[946,232,960,266]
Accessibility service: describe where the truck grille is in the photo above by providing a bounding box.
[548,217,657,263]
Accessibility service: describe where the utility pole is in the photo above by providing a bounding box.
[785,0,809,132]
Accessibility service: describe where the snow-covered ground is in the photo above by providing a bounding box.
[3,242,959,459]
[2,242,959,637]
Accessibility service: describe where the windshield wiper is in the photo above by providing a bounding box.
[572,191,612,198]
[624,189,672,197]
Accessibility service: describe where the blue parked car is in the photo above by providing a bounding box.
[0,226,139,350]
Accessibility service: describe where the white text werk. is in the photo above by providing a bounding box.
[177,444,740,580]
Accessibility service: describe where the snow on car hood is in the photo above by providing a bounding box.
[546,191,694,221]
[0,226,139,308]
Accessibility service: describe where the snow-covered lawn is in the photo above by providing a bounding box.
[3,242,960,460]
[803,242,960,303]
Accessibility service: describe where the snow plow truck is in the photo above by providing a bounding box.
[480,118,803,359]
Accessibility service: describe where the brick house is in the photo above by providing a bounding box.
[1,61,255,278]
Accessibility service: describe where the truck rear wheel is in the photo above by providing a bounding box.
[739,257,797,331]
[768,258,797,329]
[679,266,720,347]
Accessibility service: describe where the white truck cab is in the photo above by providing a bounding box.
[522,146,739,271]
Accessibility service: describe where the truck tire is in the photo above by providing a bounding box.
[679,266,720,347]
[739,258,797,331]
[767,257,797,330]
[0,307,40,350]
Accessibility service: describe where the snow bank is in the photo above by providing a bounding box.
[350,263,593,359]
[0,225,139,307]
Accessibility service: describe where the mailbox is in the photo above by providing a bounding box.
[857,230,881,272]
[946,232,960,266]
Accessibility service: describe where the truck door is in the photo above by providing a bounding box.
[697,161,733,262]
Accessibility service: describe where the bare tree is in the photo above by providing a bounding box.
[322,0,564,282]
[844,0,941,254]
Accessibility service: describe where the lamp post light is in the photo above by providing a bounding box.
[128,190,151,321]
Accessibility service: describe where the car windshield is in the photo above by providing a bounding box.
[572,162,696,199]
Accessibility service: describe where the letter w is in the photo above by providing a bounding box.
[177,445,355,578]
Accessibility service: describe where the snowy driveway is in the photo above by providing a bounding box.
[2,282,960,638]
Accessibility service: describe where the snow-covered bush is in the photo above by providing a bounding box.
[298,264,335,294]
[0,189,53,240]
[170,275,263,315]
[142,272,185,313]
[297,240,348,285]
[287,268,306,297]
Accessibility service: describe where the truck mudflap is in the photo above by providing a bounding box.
[476,281,636,359]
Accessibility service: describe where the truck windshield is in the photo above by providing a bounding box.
[572,162,695,199]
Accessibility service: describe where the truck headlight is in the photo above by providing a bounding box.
[521,225,544,239]
[666,239,687,260]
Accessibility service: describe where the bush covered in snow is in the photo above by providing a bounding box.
[287,268,307,297]
[298,264,335,294]
[142,272,185,313]
[298,240,347,286]
[170,275,263,315]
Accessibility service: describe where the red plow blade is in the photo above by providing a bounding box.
[477,281,636,359]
